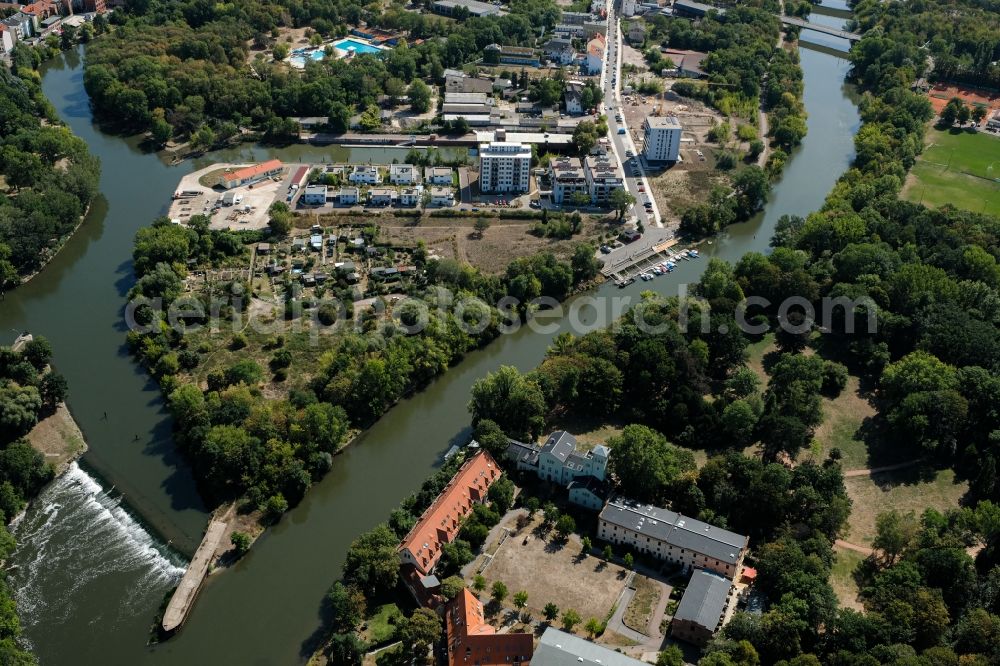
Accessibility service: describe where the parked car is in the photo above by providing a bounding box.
[600,245,612,254]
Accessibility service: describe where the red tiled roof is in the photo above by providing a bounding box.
[398,450,501,576]
[446,589,533,666]
[587,33,606,57]
[226,159,283,183]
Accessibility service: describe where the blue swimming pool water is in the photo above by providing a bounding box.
[333,38,382,55]
[310,49,326,60]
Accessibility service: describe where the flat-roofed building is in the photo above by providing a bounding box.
[584,152,623,205]
[368,188,395,206]
[432,0,504,17]
[338,187,359,205]
[301,184,327,205]
[485,43,540,67]
[424,166,454,185]
[445,69,495,94]
[348,164,380,184]
[561,10,596,24]
[430,186,455,206]
[479,142,531,193]
[598,497,749,578]
[389,163,418,185]
[445,92,494,106]
[549,156,588,205]
[643,115,682,162]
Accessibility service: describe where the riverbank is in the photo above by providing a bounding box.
[13,203,92,290]
[4,38,861,665]
[11,333,89,477]
[24,403,89,477]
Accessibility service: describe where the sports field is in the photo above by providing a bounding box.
[903,127,1000,215]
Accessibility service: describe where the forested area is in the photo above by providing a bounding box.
[0,337,68,666]
[82,0,558,139]
[436,0,1000,660]
[649,7,781,119]
[0,68,101,286]
[851,0,1000,89]
[698,0,1000,661]
[127,214,599,512]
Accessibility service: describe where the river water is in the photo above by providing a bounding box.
[3,32,858,666]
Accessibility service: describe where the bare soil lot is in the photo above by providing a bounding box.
[314,212,614,274]
[471,513,629,625]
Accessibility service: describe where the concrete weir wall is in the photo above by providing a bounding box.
[162,519,228,633]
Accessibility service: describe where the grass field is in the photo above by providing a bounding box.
[904,128,1000,215]
[623,575,662,634]
[830,548,864,611]
[844,468,968,546]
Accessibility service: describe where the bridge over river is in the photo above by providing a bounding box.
[780,15,862,41]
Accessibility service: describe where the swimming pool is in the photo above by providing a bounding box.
[333,38,383,55]
[288,48,328,67]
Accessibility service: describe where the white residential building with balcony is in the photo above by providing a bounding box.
[348,165,380,184]
[389,164,418,185]
[585,152,624,205]
[549,157,588,205]
[479,142,531,194]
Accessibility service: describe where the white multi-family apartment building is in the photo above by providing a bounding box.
[585,152,623,205]
[643,115,683,162]
[479,142,531,194]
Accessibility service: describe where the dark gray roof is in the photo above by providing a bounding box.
[506,439,540,466]
[533,627,648,666]
[540,431,577,463]
[599,497,747,565]
[674,0,725,15]
[674,570,731,629]
[568,475,610,501]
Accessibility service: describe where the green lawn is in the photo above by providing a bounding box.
[362,603,402,646]
[844,468,968,547]
[904,128,1000,215]
[830,548,864,611]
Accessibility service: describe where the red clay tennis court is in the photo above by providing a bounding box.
[926,83,1000,114]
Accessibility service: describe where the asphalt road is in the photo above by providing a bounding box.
[602,2,664,229]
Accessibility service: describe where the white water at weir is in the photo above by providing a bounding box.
[8,463,187,646]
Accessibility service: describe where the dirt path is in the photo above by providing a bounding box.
[834,539,874,556]
[843,460,920,477]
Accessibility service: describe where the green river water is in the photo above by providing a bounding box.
[2,29,859,665]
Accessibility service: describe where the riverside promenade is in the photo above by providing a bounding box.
[162,519,228,633]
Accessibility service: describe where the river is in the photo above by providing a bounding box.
[3,30,859,666]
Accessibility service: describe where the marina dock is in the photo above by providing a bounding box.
[602,238,693,283]
[161,519,227,633]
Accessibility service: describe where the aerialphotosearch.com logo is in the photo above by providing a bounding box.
[123,282,879,342]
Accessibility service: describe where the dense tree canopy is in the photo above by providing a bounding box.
[0,69,100,283]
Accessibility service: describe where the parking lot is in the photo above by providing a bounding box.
[169,163,287,230]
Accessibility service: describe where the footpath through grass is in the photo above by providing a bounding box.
[904,127,1000,215]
